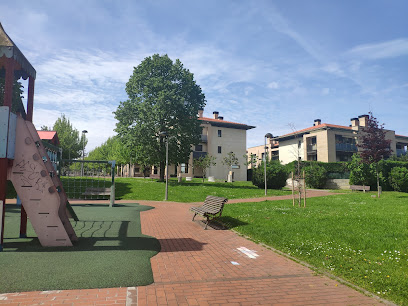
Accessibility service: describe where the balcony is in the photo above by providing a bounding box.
[307,144,317,153]
[200,134,207,143]
[336,143,357,152]
[397,149,407,157]
[193,151,207,159]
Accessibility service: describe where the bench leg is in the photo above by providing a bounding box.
[192,213,197,221]
[205,217,210,230]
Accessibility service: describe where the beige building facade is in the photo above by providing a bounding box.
[248,115,408,165]
[178,110,255,181]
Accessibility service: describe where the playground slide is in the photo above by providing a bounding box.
[7,116,77,247]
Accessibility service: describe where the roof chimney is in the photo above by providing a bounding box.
[314,119,321,126]
[218,116,223,120]
[350,117,359,130]
[198,109,203,118]
[358,114,369,127]
[213,111,219,119]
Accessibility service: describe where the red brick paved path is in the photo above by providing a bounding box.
[0,191,389,305]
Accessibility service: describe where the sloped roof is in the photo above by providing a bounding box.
[199,116,255,130]
[277,123,352,140]
[0,23,36,79]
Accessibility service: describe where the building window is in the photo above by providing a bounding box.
[218,146,222,154]
[195,144,202,151]
[153,166,158,174]
[218,130,222,137]
[135,167,140,173]
[181,163,188,173]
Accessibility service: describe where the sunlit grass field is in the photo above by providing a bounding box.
[113,177,291,202]
[219,191,408,305]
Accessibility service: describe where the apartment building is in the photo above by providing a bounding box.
[246,139,279,169]
[248,115,408,165]
[175,110,255,181]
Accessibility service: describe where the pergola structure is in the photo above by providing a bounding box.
[0,23,36,250]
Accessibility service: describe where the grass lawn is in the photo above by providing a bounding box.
[114,177,291,202]
[219,191,408,305]
[7,177,291,202]
[0,203,160,293]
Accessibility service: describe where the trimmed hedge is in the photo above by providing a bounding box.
[304,165,327,189]
[389,167,408,192]
[286,161,348,173]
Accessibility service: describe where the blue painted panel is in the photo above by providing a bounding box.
[7,111,16,159]
[0,106,9,158]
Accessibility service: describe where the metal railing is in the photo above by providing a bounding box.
[336,143,357,152]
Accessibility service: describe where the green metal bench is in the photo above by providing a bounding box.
[191,195,228,229]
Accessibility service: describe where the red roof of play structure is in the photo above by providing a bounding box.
[37,131,60,146]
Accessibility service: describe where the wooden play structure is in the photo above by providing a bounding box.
[0,23,77,251]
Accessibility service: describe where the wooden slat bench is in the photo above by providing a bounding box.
[82,187,111,197]
[350,185,370,192]
[190,195,228,229]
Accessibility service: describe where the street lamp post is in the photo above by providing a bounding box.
[81,130,88,176]
[264,133,273,196]
[159,131,169,201]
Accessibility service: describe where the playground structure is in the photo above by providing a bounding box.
[0,23,77,250]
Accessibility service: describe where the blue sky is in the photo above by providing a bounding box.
[1,0,407,151]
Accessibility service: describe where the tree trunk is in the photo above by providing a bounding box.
[376,166,380,198]
[159,161,165,181]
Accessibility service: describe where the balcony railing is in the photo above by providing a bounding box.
[397,149,407,157]
[200,134,207,142]
[336,143,357,152]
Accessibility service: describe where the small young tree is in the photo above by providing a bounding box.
[358,112,392,197]
[193,154,216,182]
[222,151,239,181]
[244,153,258,168]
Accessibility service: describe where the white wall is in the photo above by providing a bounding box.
[278,137,304,165]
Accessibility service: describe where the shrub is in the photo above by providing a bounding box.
[304,165,327,189]
[348,154,376,189]
[389,167,408,192]
[252,161,288,189]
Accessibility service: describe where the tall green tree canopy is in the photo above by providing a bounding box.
[52,114,88,160]
[87,136,132,165]
[114,54,206,180]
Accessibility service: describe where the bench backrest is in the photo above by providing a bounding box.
[350,185,370,191]
[202,195,228,214]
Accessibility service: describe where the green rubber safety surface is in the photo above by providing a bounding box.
[0,203,160,293]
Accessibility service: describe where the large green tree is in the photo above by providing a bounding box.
[51,114,88,160]
[114,54,206,180]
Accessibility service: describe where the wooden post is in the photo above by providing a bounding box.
[291,172,295,207]
[0,58,15,250]
[303,170,306,208]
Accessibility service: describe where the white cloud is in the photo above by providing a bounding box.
[267,82,279,89]
[347,39,408,60]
